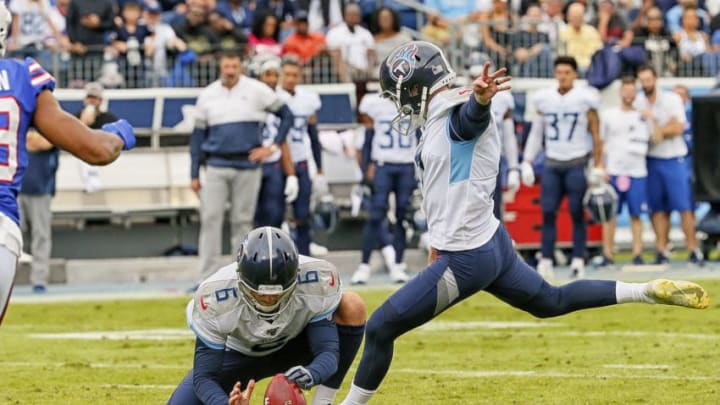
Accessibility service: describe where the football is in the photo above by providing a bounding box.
[263,373,307,405]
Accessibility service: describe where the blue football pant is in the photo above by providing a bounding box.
[361,163,416,264]
[540,163,587,259]
[292,161,312,255]
[352,224,617,391]
[167,324,363,404]
[254,162,285,228]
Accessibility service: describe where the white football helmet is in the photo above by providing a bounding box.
[0,3,10,57]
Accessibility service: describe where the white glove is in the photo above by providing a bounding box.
[587,167,606,188]
[313,174,329,195]
[506,169,520,193]
[284,175,299,203]
[520,161,535,187]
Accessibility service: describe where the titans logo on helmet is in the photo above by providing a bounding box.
[389,43,418,81]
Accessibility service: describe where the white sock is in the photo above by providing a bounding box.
[381,245,396,269]
[615,281,653,304]
[339,383,376,405]
[311,385,338,405]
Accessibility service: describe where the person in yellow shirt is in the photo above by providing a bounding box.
[559,2,602,72]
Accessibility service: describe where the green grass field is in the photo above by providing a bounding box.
[2,280,720,405]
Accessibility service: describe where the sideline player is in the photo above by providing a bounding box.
[338,41,709,405]
[167,227,366,405]
[598,77,658,266]
[254,58,299,228]
[0,3,136,326]
[351,90,416,284]
[635,66,703,265]
[275,56,325,255]
[520,56,603,279]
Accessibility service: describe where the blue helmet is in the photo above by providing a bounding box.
[584,183,618,224]
[379,41,456,134]
[312,195,338,233]
[236,227,299,315]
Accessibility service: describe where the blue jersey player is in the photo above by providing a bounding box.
[0,4,136,326]
[338,41,709,405]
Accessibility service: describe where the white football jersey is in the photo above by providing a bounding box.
[277,88,322,164]
[261,114,282,163]
[601,108,651,177]
[416,88,500,251]
[359,93,417,164]
[187,255,342,357]
[532,86,600,161]
[633,90,687,159]
[491,90,514,141]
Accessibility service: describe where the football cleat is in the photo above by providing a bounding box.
[537,258,554,280]
[645,279,710,309]
[389,263,409,284]
[351,264,371,285]
[570,257,585,279]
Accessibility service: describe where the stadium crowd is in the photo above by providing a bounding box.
[5,0,720,88]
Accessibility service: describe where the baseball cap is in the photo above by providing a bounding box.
[84,82,104,99]
[260,58,281,74]
[145,2,162,13]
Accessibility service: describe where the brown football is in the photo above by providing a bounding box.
[263,373,307,405]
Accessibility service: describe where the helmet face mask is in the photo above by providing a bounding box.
[379,41,456,136]
[236,227,299,317]
[584,183,619,224]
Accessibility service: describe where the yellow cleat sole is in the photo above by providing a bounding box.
[648,279,710,309]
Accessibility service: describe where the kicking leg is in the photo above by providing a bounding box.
[487,232,709,318]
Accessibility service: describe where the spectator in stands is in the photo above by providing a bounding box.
[421,0,484,47]
[421,14,451,46]
[594,0,634,47]
[326,3,375,83]
[190,51,294,283]
[19,131,59,294]
[76,83,118,193]
[8,0,65,69]
[370,7,411,69]
[208,9,247,51]
[513,3,552,77]
[538,0,565,45]
[144,2,188,86]
[633,6,677,76]
[674,6,714,76]
[629,0,655,31]
[300,0,344,32]
[559,2,602,73]
[282,10,325,63]
[66,0,115,85]
[105,0,151,88]
[480,0,516,68]
[256,0,296,34]
[173,3,218,58]
[666,0,710,34]
[216,0,256,35]
[248,11,282,57]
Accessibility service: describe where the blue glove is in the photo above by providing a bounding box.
[284,365,314,389]
[102,119,136,150]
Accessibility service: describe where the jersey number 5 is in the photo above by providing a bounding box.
[0,98,21,183]
[544,112,579,141]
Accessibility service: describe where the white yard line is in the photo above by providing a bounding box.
[100,384,177,390]
[603,364,672,370]
[395,368,716,381]
[1,361,188,370]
